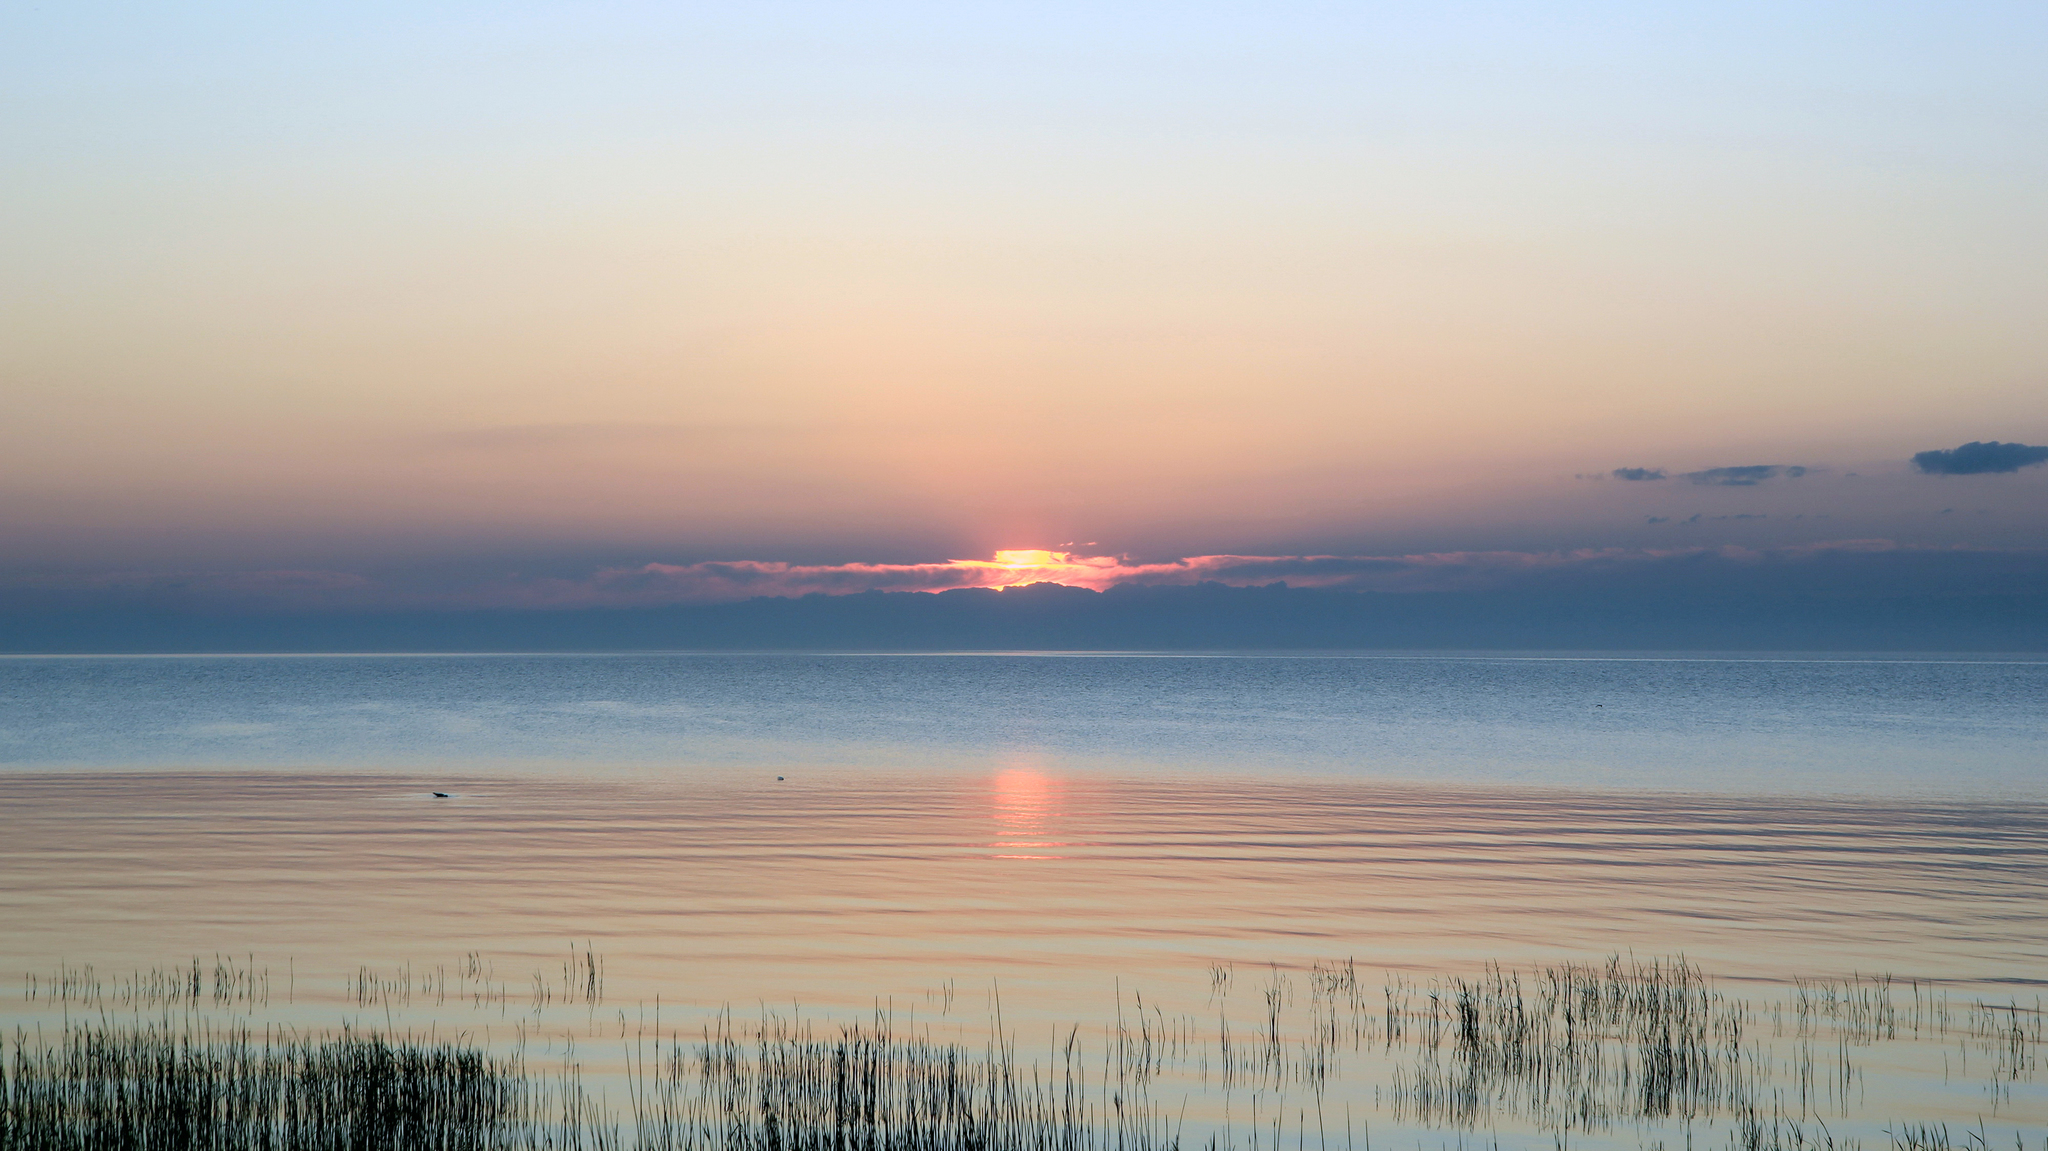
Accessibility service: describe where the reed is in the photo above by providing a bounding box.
[24,956,271,1014]
[1879,1123,2048,1151]
[0,1019,580,1150]
[624,1007,1184,1151]
[1,1009,1185,1151]
[5,953,2041,1150]
[1384,957,1759,1131]
[1724,1107,1855,1151]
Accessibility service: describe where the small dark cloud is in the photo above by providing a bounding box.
[1612,467,1666,481]
[1645,516,1670,524]
[1682,465,1806,486]
[1911,441,2048,475]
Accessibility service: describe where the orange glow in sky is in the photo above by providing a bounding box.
[988,550,1083,587]
[990,549,1067,569]
[978,551,1136,589]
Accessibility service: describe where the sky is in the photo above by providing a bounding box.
[3,1,2045,617]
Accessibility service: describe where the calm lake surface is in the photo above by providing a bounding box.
[3,652,2044,1147]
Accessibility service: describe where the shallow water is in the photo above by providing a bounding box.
[2,653,2044,1146]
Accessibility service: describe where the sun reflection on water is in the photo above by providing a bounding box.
[988,765,1068,859]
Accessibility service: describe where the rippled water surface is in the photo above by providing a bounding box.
[2,653,2044,1146]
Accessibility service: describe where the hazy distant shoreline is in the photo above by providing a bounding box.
[7,580,2046,654]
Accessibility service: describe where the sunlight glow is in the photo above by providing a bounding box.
[988,766,1067,860]
[977,550,1135,589]
[991,550,1068,568]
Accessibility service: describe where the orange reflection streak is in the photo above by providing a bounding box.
[988,766,1069,860]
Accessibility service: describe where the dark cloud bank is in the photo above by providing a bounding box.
[1611,465,1807,485]
[1912,441,2048,475]
[5,546,2044,653]
[1612,440,2048,484]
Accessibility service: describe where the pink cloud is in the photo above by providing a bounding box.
[463,541,1913,609]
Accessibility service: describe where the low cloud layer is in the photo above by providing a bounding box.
[17,541,2044,614]
[1912,441,2048,475]
[1683,465,1807,486]
[1608,465,1808,485]
[437,546,1901,607]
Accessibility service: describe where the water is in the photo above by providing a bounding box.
[3,652,2043,793]
[2,653,2044,1147]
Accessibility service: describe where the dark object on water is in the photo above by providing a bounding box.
[776,776,785,781]
[432,792,450,798]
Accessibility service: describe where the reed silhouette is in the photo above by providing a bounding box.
[5,954,2042,1150]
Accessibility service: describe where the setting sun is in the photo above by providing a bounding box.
[991,550,1069,569]
[977,550,1148,589]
